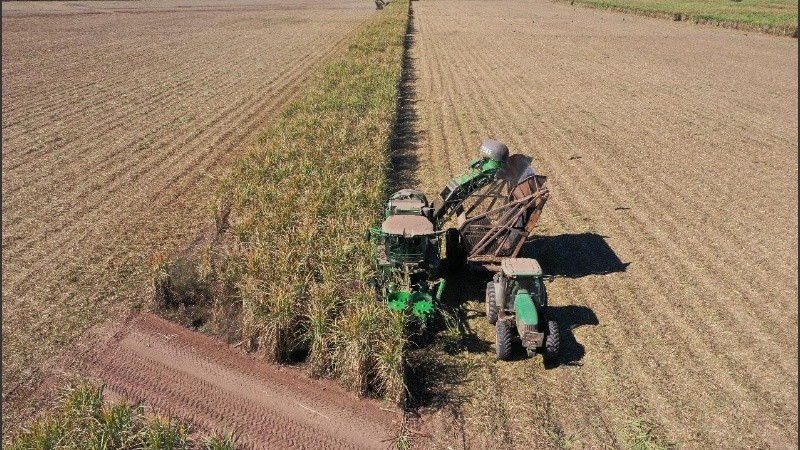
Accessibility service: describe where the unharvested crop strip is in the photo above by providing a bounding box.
[549,0,798,37]
[211,0,412,402]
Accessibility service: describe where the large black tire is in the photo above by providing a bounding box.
[495,320,514,361]
[485,281,499,325]
[446,228,465,273]
[543,320,561,362]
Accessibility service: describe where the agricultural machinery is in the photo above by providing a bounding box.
[486,258,560,361]
[366,189,445,328]
[368,139,559,360]
[433,139,550,273]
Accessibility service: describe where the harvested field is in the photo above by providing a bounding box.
[404,0,798,448]
[79,313,399,449]
[1,0,373,428]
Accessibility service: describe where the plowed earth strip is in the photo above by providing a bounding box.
[79,313,398,450]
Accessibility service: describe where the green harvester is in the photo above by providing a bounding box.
[367,189,445,328]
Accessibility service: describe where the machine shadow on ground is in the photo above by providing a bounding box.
[526,232,630,278]
[405,272,487,411]
[544,305,599,368]
[407,233,616,407]
[391,7,614,415]
[389,7,468,413]
[387,4,421,193]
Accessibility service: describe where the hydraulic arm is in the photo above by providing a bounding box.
[431,139,509,223]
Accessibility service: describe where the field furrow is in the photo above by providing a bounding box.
[5,37,341,294]
[1,0,374,428]
[408,0,797,448]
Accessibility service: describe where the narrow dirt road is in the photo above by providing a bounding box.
[2,0,372,425]
[79,313,398,449]
[404,0,798,448]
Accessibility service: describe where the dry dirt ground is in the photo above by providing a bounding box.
[2,0,374,431]
[403,0,798,448]
[79,313,399,449]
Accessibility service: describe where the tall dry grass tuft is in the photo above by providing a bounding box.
[5,382,232,449]
[208,0,412,401]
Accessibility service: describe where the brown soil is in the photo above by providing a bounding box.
[2,0,373,430]
[78,313,398,449]
[403,0,798,448]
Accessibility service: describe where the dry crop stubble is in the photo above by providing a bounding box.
[2,0,374,430]
[408,0,797,448]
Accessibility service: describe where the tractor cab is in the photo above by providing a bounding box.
[498,258,547,309]
[379,215,436,265]
[369,189,441,272]
[384,189,435,220]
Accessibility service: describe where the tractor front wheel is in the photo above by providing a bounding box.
[495,320,514,361]
[543,320,561,362]
[485,281,499,325]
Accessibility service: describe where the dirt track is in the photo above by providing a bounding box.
[1,0,372,421]
[405,0,798,448]
[79,313,397,449]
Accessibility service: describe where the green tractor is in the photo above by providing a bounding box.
[486,258,560,361]
[367,189,445,329]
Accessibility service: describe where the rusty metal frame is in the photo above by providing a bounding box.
[458,174,549,267]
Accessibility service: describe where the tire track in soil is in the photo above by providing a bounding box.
[79,313,398,450]
[409,0,797,448]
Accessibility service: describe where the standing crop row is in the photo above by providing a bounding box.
[211,0,411,403]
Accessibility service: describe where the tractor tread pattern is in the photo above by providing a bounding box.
[485,281,499,325]
[496,320,514,361]
[544,320,561,362]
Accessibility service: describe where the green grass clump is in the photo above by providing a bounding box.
[6,383,235,450]
[211,0,410,403]
[625,418,675,450]
[564,0,798,36]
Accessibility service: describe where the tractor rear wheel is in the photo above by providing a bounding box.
[446,228,465,273]
[495,320,514,361]
[544,320,561,362]
[485,281,499,325]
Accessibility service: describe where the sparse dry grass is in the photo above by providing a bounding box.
[4,382,235,450]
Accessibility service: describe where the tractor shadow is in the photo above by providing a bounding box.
[479,304,599,366]
[543,305,599,369]
[525,232,630,278]
[405,273,489,411]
